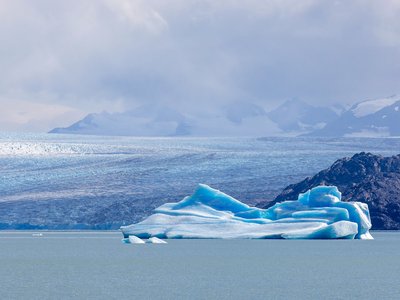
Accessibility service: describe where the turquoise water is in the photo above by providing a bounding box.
[0,231,399,299]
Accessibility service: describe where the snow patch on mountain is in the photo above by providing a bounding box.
[267,99,339,133]
[351,95,400,118]
[343,127,390,138]
[307,95,400,137]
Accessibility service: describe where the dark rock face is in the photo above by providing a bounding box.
[261,152,400,230]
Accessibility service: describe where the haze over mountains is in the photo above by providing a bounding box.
[50,95,400,137]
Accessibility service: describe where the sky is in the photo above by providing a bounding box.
[0,0,400,132]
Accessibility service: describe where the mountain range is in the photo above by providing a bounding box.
[50,95,400,137]
[307,95,400,137]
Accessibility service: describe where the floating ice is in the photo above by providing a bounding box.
[148,237,167,244]
[122,236,167,244]
[125,235,145,244]
[121,184,373,240]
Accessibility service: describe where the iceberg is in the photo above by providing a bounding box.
[121,184,373,240]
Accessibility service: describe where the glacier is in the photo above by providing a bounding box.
[121,184,373,240]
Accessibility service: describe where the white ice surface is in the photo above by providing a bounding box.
[352,95,399,118]
[128,235,145,244]
[148,237,167,244]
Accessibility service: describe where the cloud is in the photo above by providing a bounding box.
[0,96,85,132]
[0,0,399,131]
[104,0,168,33]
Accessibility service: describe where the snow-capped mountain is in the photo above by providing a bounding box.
[50,102,282,137]
[50,105,187,136]
[308,95,400,137]
[267,99,340,133]
[50,96,400,137]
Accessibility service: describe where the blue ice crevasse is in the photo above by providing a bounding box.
[120,184,373,240]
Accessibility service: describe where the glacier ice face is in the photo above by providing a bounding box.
[121,184,373,240]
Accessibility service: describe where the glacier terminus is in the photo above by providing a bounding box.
[121,184,373,240]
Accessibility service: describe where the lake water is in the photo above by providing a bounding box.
[0,231,399,299]
[1,134,400,229]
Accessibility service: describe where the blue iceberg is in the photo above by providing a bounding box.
[121,184,373,240]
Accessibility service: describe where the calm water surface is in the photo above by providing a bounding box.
[0,231,399,300]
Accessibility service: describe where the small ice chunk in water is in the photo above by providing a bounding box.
[148,237,167,244]
[126,235,145,244]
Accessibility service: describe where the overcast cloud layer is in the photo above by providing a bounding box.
[1,0,400,131]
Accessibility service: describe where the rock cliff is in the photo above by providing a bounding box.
[261,152,400,229]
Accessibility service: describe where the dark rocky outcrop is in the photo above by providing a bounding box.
[259,152,400,230]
